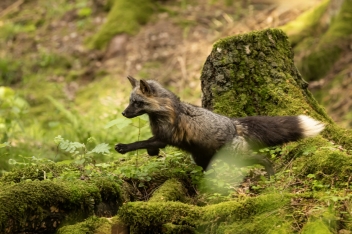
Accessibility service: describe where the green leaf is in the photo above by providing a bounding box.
[90,143,111,154]
[131,117,146,127]
[54,135,64,145]
[104,118,132,129]
[0,142,9,148]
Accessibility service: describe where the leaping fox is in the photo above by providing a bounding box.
[115,76,325,175]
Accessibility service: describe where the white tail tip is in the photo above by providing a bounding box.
[298,115,325,137]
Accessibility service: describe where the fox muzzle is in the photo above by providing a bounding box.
[122,106,144,118]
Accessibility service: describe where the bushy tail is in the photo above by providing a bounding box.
[297,115,325,137]
[235,115,325,148]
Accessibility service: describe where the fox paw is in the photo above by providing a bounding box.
[115,143,129,154]
[147,148,159,156]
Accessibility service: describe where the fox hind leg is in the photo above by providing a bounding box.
[242,154,275,176]
[231,136,275,176]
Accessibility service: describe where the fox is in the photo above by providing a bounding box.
[115,76,325,176]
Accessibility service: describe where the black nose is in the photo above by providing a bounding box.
[122,111,126,117]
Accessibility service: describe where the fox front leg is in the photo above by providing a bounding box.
[115,137,167,154]
[147,148,160,156]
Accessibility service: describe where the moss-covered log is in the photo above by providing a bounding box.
[0,178,122,233]
[149,178,188,203]
[118,193,292,233]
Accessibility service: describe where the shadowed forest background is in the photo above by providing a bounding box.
[1,0,352,233]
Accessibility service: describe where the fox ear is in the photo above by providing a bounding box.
[127,76,138,88]
[140,80,152,96]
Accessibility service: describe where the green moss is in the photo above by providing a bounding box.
[0,163,77,183]
[119,201,201,233]
[149,178,187,202]
[301,208,337,234]
[88,0,155,49]
[162,223,196,234]
[199,193,291,232]
[216,210,292,234]
[292,138,351,177]
[119,193,291,233]
[280,0,330,46]
[57,216,110,234]
[301,219,332,234]
[0,179,122,233]
[323,124,352,150]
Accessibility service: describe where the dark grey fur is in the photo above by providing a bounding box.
[115,76,321,176]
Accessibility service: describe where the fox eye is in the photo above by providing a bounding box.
[134,101,144,107]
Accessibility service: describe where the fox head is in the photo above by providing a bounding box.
[122,76,178,120]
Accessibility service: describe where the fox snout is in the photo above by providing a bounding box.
[121,108,135,118]
[122,105,144,118]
